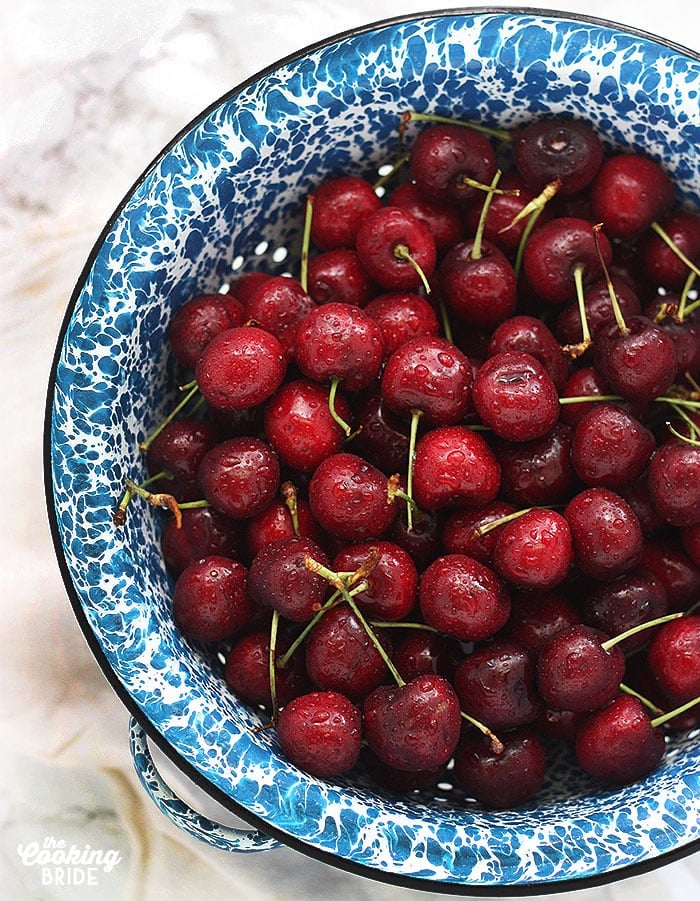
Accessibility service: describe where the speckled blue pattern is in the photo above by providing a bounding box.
[48,10,700,890]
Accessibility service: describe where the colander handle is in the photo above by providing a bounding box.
[128,716,280,852]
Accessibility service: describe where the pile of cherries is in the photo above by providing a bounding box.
[118,112,700,810]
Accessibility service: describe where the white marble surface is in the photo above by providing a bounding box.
[3,1,699,898]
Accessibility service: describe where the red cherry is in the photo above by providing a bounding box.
[355,207,437,292]
[493,508,573,590]
[492,422,575,506]
[581,568,668,652]
[246,275,315,361]
[487,314,569,391]
[161,506,244,576]
[590,153,675,241]
[647,615,700,703]
[145,417,219,502]
[198,437,280,519]
[647,440,700,526]
[172,555,254,643]
[642,212,700,290]
[364,292,440,360]
[310,175,382,250]
[513,116,603,195]
[442,501,518,566]
[593,315,677,403]
[408,123,497,206]
[306,248,376,307]
[570,404,656,490]
[564,487,643,581]
[224,630,311,709]
[248,535,329,623]
[169,293,245,371]
[438,238,517,329]
[388,179,463,252]
[244,497,321,560]
[332,540,418,622]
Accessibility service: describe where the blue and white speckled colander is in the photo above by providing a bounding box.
[45,8,700,894]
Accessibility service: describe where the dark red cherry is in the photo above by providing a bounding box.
[617,473,665,537]
[536,624,625,712]
[388,180,464,252]
[363,674,462,772]
[647,614,700,702]
[559,366,612,429]
[198,437,280,519]
[472,351,560,442]
[169,293,245,371]
[276,690,362,778]
[487,314,569,391]
[305,603,393,701]
[145,417,219,502]
[408,123,497,206]
[642,212,700,290]
[522,217,613,304]
[388,506,443,572]
[575,694,666,785]
[307,452,397,541]
[306,248,376,307]
[195,326,286,410]
[264,379,351,473]
[555,277,641,346]
[310,175,382,250]
[248,535,329,623]
[590,153,675,241]
[501,588,582,654]
[393,630,462,683]
[493,508,573,591]
[564,487,643,581]
[332,540,418,622]
[593,315,677,403]
[228,270,272,309]
[442,501,518,566]
[648,440,700,526]
[295,302,384,392]
[644,300,700,380]
[570,404,656,490]
[412,425,501,511]
[581,568,668,651]
[419,554,511,642]
[246,275,316,360]
[364,292,440,360]
[513,116,603,194]
[353,393,410,475]
[161,506,244,576]
[355,207,437,292]
[224,630,311,709]
[453,728,546,810]
[492,422,575,506]
[172,555,254,643]
[244,497,321,559]
[438,238,517,330]
[641,537,700,613]
[453,639,542,730]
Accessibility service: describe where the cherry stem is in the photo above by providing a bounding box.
[473,506,536,538]
[500,178,561,235]
[460,711,505,755]
[619,682,664,716]
[399,110,513,143]
[559,394,623,405]
[328,376,353,436]
[470,169,502,261]
[439,300,454,344]
[119,477,184,528]
[461,174,517,197]
[650,220,700,280]
[373,154,409,190]
[276,589,346,669]
[405,408,423,532]
[393,243,432,295]
[677,270,698,322]
[268,610,280,724]
[300,195,313,294]
[113,471,172,525]
[281,481,300,535]
[343,590,406,687]
[651,694,700,729]
[562,264,592,358]
[600,611,684,651]
[139,381,200,453]
[593,222,627,334]
[369,620,438,632]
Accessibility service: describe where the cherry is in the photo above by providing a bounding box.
[145,417,219,502]
[355,206,437,292]
[641,537,700,613]
[438,238,518,331]
[617,473,665,537]
[248,535,329,623]
[453,639,542,730]
[195,326,286,410]
[453,728,546,810]
[462,171,548,255]
[442,501,518,566]
[306,248,376,307]
[559,366,612,429]
[198,437,280,519]
[206,402,265,440]
[388,506,443,572]
[522,217,612,304]
[310,175,382,250]
[419,554,511,642]
[590,152,675,241]
[536,624,626,712]
[647,614,700,703]
[307,452,397,541]
[161,506,244,576]
[388,179,463,252]
[169,292,245,371]
[244,495,321,559]
[492,422,576,506]
[536,707,587,744]
[513,116,603,195]
[412,425,501,511]
[276,690,362,778]
[264,379,351,473]
[224,630,311,709]
[487,314,569,391]
[593,315,677,403]
[408,123,497,206]
[363,292,440,360]
[305,603,393,701]
[493,508,573,590]
[393,630,462,683]
[381,336,473,426]
[575,694,666,785]
[332,540,418,622]
[564,487,643,581]
[353,393,410,475]
[172,555,254,643]
[642,211,700,290]
[363,674,462,772]
[581,568,668,651]
[644,299,700,380]
[501,588,582,654]
[228,270,273,308]
[246,275,316,361]
[570,403,656,490]
[554,277,641,347]
[472,351,560,442]
[647,440,700,526]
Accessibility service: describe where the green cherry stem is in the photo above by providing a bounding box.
[677,270,697,322]
[268,610,281,724]
[113,471,173,526]
[281,481,300,535]
[343,590,406,687]
[651,694,700,729]
[300,195,313,294]
[471,169,502,261]
[139,380,200,453]
[593,223,628,335]
[619,682,664,716]
[472,506,536,538]
[561,264,592,358]
[373,154,409,191]
[328,376,353,436]
[393,243,432,294]
[399,110,512,143]
[512,179,561,279]
[118,477,185,527]
[405,408,423,532]
[439,299,454,344]
[600,612,684,652]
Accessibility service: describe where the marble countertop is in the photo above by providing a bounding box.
[3,1,699,898]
